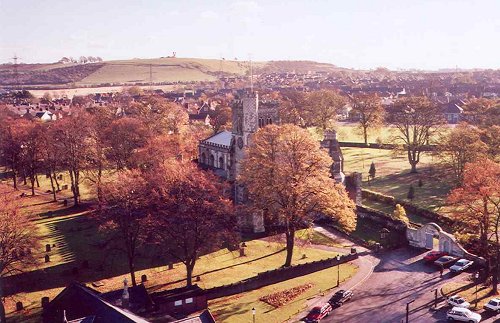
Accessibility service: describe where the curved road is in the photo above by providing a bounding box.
[296,226,499,323]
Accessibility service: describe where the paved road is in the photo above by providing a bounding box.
[297,226,500,323]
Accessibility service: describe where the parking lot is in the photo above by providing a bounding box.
[313,247,499,322]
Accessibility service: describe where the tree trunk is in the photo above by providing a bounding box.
[49,172,57,202]
[35,174,40,187]
[53,172,60,191]
[363,127,368,145]
[284,229,295,267]
[30,175,35,196]
[0,277,5,323]
[69,169,78,206]
[12,170,17,190]
[186,261,195,287]
[128,257,137,287]
[410,161,418,173]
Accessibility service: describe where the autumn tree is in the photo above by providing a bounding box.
[278,90,306,126]
[18,121,45,196]
[393,204,409,225]
[98,170,152,286]
[0,118,31,189]
[392,96,445,173]
[52,111,91,206]
[209,104,232,134]
[303,90,346,131]
[105,117,150,170]
[351,93,384,144]
[150,162,236,286]
[0,188,38,322]
[438,123,488,184]
[463,98,496,126]
[240,124,356,267]
[448,159,500,292]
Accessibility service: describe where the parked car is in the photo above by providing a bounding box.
[434,255,458,268]
[328,290,353,307]
[304,304,332,322]
[450,259,474,274]
[483,298,500,313]
[447,295,471,308]
[424,250,448,262]
[446,307,481,322]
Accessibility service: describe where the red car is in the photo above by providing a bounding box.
[424,251,448,262]
[304,303,332,322]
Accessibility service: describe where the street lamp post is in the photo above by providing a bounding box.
[336,254,341,287]
[474,272,479,308]
[252,307,256,323]
[406,299,415,323]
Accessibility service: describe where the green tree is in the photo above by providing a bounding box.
[369,162,376,180]
[407,185,415,200]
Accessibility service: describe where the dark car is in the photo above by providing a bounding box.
[304,303,332,322]
[434,255,458,268]
[424,251,448,262]
[328,290,353,307]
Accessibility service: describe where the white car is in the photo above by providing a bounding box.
[483,298,500,313]
[450,259,474,274]
[446,307,481,322]
[447,295,470,308]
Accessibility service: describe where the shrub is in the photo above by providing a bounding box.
[407,185,415,200]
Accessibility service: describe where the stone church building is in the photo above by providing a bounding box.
[198,92,360,233]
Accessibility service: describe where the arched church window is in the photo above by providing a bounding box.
[219,157,224,169]
[209,154,215,167]
[201,153,206,164]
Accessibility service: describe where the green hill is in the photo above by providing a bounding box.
[0,57,340,88]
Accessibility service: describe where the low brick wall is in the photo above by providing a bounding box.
[339,142,437,151]
[205,253,358,300]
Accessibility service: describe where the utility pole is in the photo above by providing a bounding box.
[149,64,153,90]
[12,54,20,91]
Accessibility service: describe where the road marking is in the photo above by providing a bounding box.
[350,256,375,291]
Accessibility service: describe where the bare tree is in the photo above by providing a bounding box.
[351,93,385,145]
[391,96,444,173]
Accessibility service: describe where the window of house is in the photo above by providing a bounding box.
[185,298,193,304]
[174,300,182,306]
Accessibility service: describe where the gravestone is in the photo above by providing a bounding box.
[45,255,50,262]
[16,302,23,311]
[46,244,51,252]
[168,263,174,270]
[141,274,148,283]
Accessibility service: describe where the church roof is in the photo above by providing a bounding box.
[201,131,232,148]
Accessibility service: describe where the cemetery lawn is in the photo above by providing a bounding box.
[4,180,348,322]
[208,262,358,323]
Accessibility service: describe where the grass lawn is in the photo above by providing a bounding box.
[4,182,345,322]
[295,228,350,248]
[336,123,451,144]
[442,280,498,309]
[342,147,454,214]
[209,262,358,323]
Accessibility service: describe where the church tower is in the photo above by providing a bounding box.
[230,92,265,233]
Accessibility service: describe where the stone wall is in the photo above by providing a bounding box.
[205,253,358,300]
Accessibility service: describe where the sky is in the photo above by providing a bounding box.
[1,0,499,70]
